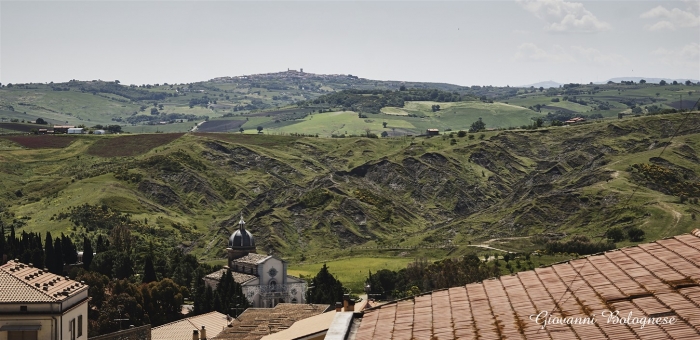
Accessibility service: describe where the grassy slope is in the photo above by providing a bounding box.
[4,80,696,137]
[2,87,700,290]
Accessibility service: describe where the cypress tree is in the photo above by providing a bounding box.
[44,232,54,271]
[204,285,214,313]
[82,236,93,270]
[53,238,63,275]
[0,222,5,264]
[61,233,77,265]
[142,256,157,283]
[95,235,105,253]
[9,224,16,259]
[212,290,222,313]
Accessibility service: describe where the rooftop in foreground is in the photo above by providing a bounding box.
[213,303,330,340]
[355,229,700,340]
[0,260,88,303]
[151,311,228,340]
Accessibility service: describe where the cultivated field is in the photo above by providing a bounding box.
[196,119,246,133]
[87,133,184,157]
[2,135,77,148]
[0,122,42,133]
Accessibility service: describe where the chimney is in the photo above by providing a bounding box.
[335,302,342,312]
[200,326,207,339]
[192,330,198,340]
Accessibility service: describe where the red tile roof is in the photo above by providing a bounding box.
[151,311,228,340]
[0,260,88,303]
[356,230,700,339]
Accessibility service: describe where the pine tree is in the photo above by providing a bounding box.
[82,236,94,270]
[142,256,157,283]
[306,264,345,305]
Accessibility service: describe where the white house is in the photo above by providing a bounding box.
[0,261,89,340]
[66,128,84,134]
[93,130,105,135]
[204,216,306,308]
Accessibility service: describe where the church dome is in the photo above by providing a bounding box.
[229,215,256,249]
[229,229,255,248]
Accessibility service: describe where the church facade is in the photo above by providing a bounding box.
[204,216,306,308]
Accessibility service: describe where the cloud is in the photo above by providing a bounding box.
[514,43,574,62]
[651,43,700,68]
[647,21,676,31]
[517,0,611,33]
[640,5,700,30]
[570,46,629,65]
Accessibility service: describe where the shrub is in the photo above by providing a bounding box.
[457,130,467,138]
[605,227,625,242]
[627,227,645,242]
[545,235,615,255]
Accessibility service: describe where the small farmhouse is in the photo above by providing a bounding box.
[426,128,439,136]
[93,130,106,135]
[52,126,74,134]
[564,117,586,124]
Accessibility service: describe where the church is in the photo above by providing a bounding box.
[204,215,307,308]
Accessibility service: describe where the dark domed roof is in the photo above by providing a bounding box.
[229,215,256,249]
[229,229,255,248]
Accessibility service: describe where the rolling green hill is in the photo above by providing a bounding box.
[2,74,699,290]
[1,113,699,284]
[3,73,696,138]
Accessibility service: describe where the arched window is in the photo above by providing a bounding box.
[291,298,298,304]
[270,280,277,292]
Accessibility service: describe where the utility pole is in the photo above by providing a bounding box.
[114,306,129,331]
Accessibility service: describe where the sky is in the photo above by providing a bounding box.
[1,0,698,87]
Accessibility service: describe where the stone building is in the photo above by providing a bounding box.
[204,216,306,308]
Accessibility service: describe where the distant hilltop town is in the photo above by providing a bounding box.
[209,69,361,82]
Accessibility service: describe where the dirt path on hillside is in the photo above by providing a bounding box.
[482,236,531,244]
[466,244,513,253]
[658,201,682,233]
[462,236,532,254]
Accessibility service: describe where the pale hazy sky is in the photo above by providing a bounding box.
[1,0,698,86]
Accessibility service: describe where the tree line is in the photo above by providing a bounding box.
[308,88,471,114]
[364,256,500,300]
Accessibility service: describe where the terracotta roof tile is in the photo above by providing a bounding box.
[0,260,87,303]
[151,311,228,340]
[356,232,700,339]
